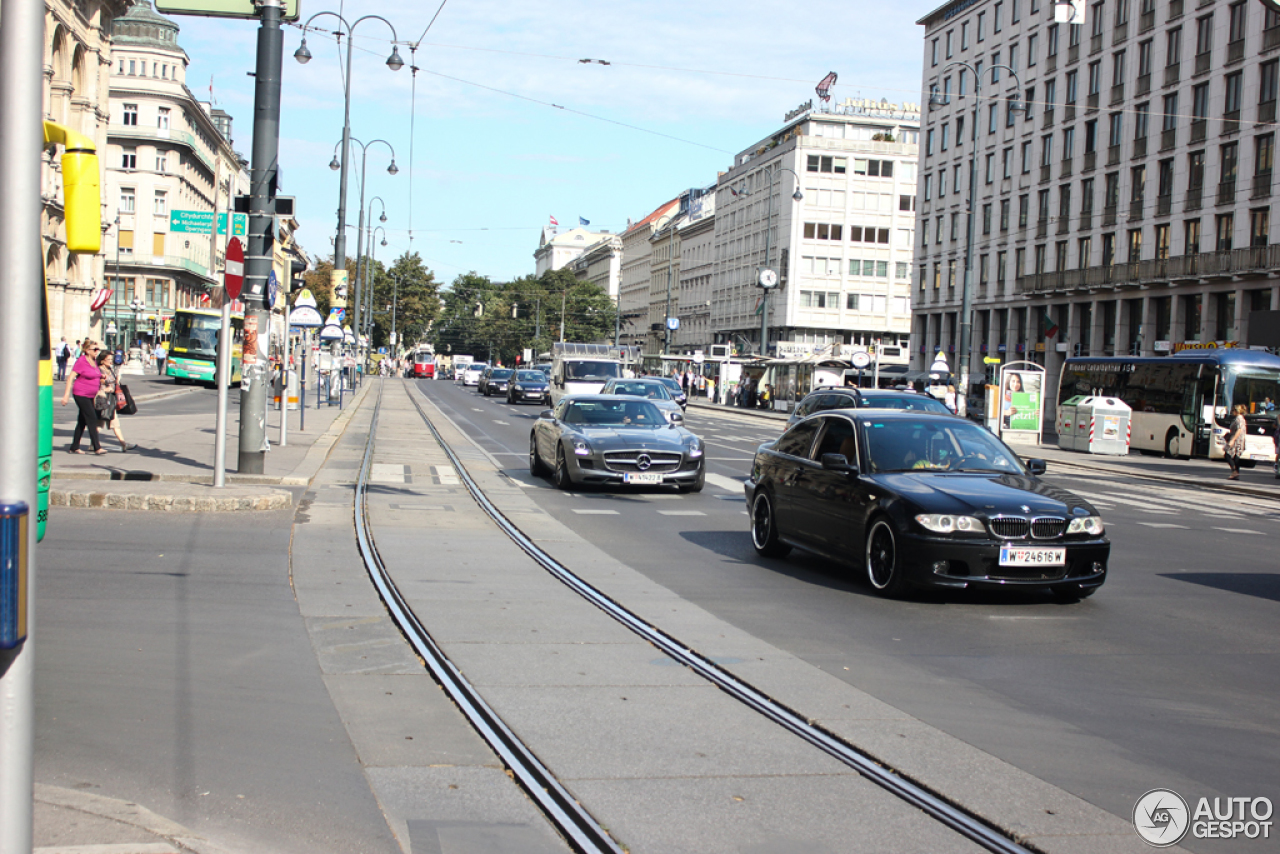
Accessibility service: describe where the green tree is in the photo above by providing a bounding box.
[368,252,439,353]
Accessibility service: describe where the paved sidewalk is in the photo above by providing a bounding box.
[50,374,370,511]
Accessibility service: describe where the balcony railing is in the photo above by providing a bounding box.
[1140,9,1155,32]
[1254,171,1274,199]
[1186,186,1204,211]
[1087,92,1100,111]
[1157,193,1173,216]
[1107,144,1122,166]
[1190,119,1206,143]
[1014,245,1280,294]
[1065,103,1076,121]
[1047,55,1058,74]
[1103,205,1118,226]
[1170,0,1183,20]
[1136,73,1151,96]
[1161,127,1177,151]
[1195,51,1212,76]
[1134,136,1147,158]
[1037,220,1049,239]
[1061,158,1074,179]
[1260,100,1277,124]
[1217,180,1237,205]
[1041,164,1053,183]
[1110,84,1125,106]
[1165,63,1181,86]
[1043,108,1055,129]
[1227,39,1245,65]
[1091,33,1104,55]
[1114,22,1129,45]
[1084,151,1097,172]
[1222,111,1240,136]
[1079,212,1093,231]
[1129,199,1144,221]
[1266,25,1280,53]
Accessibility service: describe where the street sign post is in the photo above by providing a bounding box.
[224,237,244,300]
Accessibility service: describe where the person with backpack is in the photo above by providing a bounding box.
[55,337,71,380]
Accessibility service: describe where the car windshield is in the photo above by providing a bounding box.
[565,360,621,381]
[491,369,513,379]
[516,370,544,382]
[860,395,951,413]
[563,399,665,427]
[610,382,672,400]
[861,419,1024,474]
[658,377,683,393]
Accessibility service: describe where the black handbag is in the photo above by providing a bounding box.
[116,383,137,416]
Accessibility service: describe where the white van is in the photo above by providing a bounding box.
[549,344,624,407]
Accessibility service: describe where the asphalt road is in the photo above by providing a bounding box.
[419,377,1280,854]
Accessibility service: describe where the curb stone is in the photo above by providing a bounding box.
[34,784,242,854]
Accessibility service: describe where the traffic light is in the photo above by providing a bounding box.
[289,258,307,294]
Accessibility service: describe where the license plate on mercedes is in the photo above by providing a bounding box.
[624,472,662,485]
[999,546,1066,566]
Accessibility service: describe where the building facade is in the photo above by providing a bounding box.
[617,199,680,349]
[44,0,131,346]
[711,98,921,359]
[102,0,249,350]
[533,226,612,277]
[915,0,1280,416]
[570,234,624,306]
[675,189,717,352]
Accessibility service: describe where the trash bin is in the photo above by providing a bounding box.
[1069,396,1132,455]
[1056,395,1086,451]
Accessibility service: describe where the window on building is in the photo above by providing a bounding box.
[1166,27,1182,67]
[1105,172,1120,210]
[978,11,986,42]
[1019,193,1030,228]
[1131,165,1146,203]
[1108,112,1123,147]
[1138,39,1153,78]
[1102,232,1116,266]
[1195,15,1213,58]
[1251,207,1270,247]
[1088,61,1102,96]
[1059,184,1072,220]
[1221,142,1239,187]
[1155,223,1171,260]
[157,107,170,130]
[1257,134,1275,181]
[1056,241,1070,272]
[1048,23,1060,57]
[154,190,167,216]
[1063,126,1075,160]
[1081,177,1095,214]
[1041,135,1054,167]
[1084,119,1098,153]
[1189,150,1206,192]
[946,29,954,59]
[1216,213,1235,251]
[1002,147,1013,178]
[1038,189,1051,222]
[932,38,939,66]
[1163,93,1179,132]
[121,149,136,170]
[1078,236,1092,268]
[1224,72,1243,117]
[997,250,1008,282]
[155,152,168,173]
[119,187,135,213]
[1000,198,1011,231]
[1021,141,1033,173]
[983,203,993,235]
[118,229,133,255]
[1128,228,1143,262]
[995,1,1004,32]
[1158,158,1174,199]
[1186,218,1202,253]
[1134,103,1149,140]
[1113,50,1126,88]
[122,103,138,126]
[962,21,970,50]
[1065,70,1078,104]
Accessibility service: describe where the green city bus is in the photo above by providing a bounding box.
[167,308,243,384]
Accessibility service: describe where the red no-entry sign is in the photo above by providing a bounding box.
[225,237,245,300]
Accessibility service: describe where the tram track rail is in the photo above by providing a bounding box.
[355,380,1038,854]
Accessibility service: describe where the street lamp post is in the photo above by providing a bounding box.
[931,62,1024,417]
[757,166,803,356]
[295,11,401,372]
[109,216,122,350]
[328,138,396,378]
[367,223,387,347]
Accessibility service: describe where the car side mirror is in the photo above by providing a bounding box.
[539,409,554,419]
[670,412,684,424]
[1026,458,1047,475]
[820,452,858,474]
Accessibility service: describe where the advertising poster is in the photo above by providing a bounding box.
[1001,369,1042,432]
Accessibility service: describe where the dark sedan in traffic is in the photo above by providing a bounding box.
[507,369,550,405]
[530,396,705,492]
[744,410,1109,600]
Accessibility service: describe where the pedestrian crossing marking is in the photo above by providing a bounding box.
[572,509,619,515]
[1212,527,1265,535]
[657,510,706,516]
[705,473,745,494]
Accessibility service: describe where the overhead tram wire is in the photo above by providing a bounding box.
[404,0,451,258]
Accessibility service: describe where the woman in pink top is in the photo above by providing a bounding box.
[60,338,106,454]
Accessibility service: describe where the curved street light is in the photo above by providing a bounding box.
[331,137,396,369]
[931,61,1024,416]
[296,10,401,377]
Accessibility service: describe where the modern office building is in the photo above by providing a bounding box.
[710,97,921,360]
[102,0,249,349]
[675,188,717,352]
[618,198,680,349]
[914,0,1280,415]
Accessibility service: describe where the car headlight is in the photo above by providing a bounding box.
[572,439,591,457]
[1067,516,1105,535]
[915,514,983,534]
[688,441,703,458]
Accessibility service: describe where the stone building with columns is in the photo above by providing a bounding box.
[44,0,131,346]
[913,0,1280,417]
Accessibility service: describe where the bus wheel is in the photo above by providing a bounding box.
[1164,428,1184,460]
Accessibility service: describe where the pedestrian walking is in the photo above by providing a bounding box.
[61,339,106,455]
[681,371,691,396]
[944,384,958,414]
[95,350,135,452]
[154,341,167,376]
[707,376,716,404]
[55,336,71,381]
[1272,412,1280,480]
[1224,404,1248,480]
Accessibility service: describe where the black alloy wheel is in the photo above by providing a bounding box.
[750,491,791,557]
[865,517,909,598]
[554,444,574,490]
[529,433,548,476]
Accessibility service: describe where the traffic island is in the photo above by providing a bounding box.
[51,480,292,512]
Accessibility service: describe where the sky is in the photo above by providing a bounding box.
[169,0,943,286]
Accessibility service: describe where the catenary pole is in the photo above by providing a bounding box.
[0,0,46,848]
[238,0,283,473]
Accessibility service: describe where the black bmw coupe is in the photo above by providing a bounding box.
[744,410,1109,600]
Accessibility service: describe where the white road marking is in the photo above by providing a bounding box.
[657,510,706,516]
[572,509,619,515]
[705,473,746,493]
[493,420,509,425]
[370,463,407,483]
[988,615,1080,621]
[1137,522,1188,528]
[1212,527,1265,535]
[432,465,460,485]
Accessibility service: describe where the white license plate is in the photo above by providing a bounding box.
[624,472,663,485]
[999,546,1066,567]
[1251,454,1271,461]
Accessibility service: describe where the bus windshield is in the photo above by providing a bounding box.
[171,313,220,359]
[565,360,620,381]
[1223,369,1280,420]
